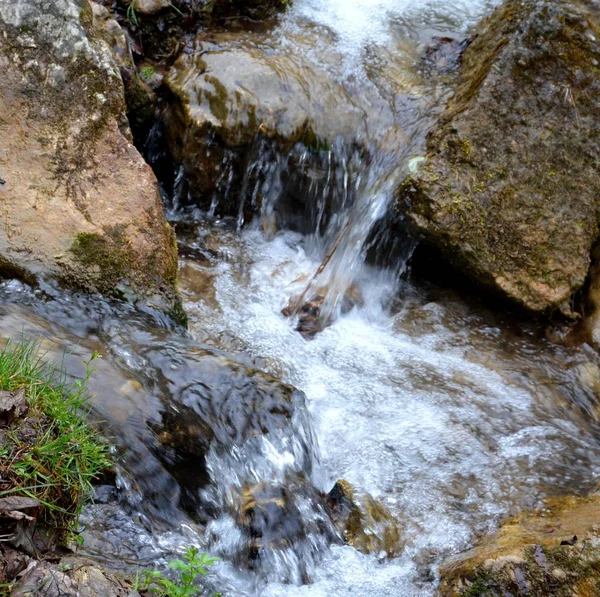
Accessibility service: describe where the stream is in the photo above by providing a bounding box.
[3,0,600,595]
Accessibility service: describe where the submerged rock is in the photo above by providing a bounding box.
[327,480,403,558]
[437,493,600,596]
[399,0,600,314]
[282,283,364,338]
[0,0,177,302]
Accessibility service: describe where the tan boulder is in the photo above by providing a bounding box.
[438,494,600,596]
[0,0,177,302]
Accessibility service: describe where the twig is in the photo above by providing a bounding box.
[288,220,350,315]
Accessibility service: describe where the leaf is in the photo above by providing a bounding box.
[167,559,188,571]
[0,496,40,512]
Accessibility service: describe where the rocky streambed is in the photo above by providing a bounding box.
[2,0,600,595]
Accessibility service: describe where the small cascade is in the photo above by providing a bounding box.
[282,151,417,335]
[7,0,587,595]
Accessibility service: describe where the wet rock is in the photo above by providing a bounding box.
[10,556,138,597]
[581,246,600,351]
[437,494,600,596]
[419,36,472,76]
[282,284,363,338]
[100,315,316,520]
[399,0,600,314]
[91,2,157,140]
[157,31,366,224]
[327,480,403,557]
[0,0,178,302]
[238,478,338,564]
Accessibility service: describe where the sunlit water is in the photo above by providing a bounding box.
[176,224,600,595]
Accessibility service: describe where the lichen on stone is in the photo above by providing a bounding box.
[399,0,600,314]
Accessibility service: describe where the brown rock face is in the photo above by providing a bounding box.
[399,0,600,314]
[437,494,600,597]
[0,0,177,301]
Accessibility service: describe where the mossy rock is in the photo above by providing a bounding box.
[0,0,179,308]
[438,494,600,596]
[157,28,367,222]
[327,479,403,557]
[398,0,600,314]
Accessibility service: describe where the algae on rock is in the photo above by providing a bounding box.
[437,494,600,597]
[398,0,600,314]
[0,0,178,303]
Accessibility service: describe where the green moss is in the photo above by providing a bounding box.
[461,575,501,597]
[449,543,600,597]
[204,75,229,123]
[71,228,133,295]
[168,298,189,328]
[302,128,332,153]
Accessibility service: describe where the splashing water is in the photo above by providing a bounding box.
[176,223,600,595]
[4,0,599,596]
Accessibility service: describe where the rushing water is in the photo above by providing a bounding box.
[3,0,600,595]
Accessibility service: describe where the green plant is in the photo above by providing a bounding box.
[168,2,186,17]
[142,547,219,596]
[126,1,138,25]
[140,65,157,80]
[0,341,111,538]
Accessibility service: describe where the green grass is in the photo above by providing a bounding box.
[141,65,157,80]
[0,341,111,540]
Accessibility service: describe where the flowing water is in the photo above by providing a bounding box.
[3,0,600,595]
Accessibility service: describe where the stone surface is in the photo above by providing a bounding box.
[437,494,600,596]
[399,0,600,314]
[91,2,157,139]
[327,480,402,558]
[0,0,177,300]
[9,555,139,597]
[133,0,170,15]
[159,30,366,222]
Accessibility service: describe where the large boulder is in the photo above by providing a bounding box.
[0,0,178,301]
[157,31,366,227]
[399,0,600,314]
[437,493,600,596]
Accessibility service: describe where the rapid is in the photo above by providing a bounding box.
[2,0,600,595]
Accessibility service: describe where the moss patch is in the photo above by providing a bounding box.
[439,495,600,597]
[71,228,135,296]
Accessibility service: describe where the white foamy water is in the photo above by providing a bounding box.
[180,227,600,596]
[153,0,599,593]
[286,0,500,71]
